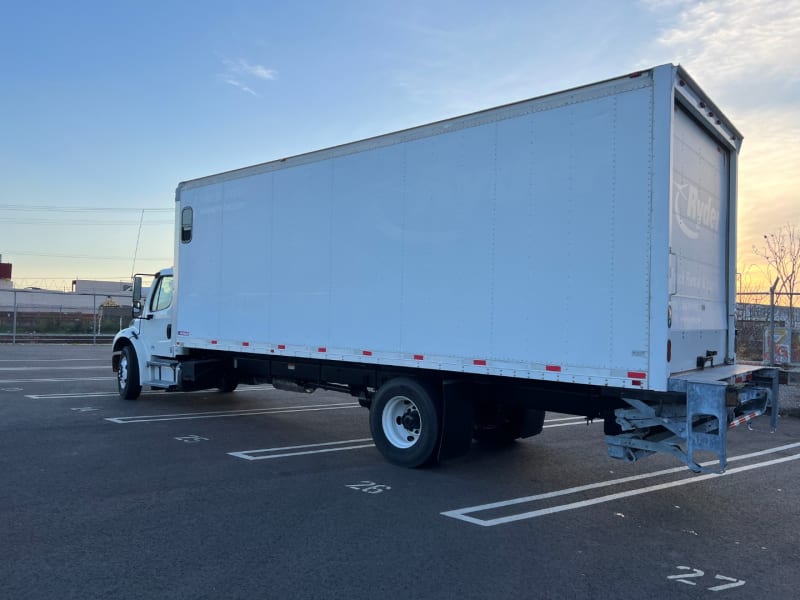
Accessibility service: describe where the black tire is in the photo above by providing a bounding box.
[370,378,441,468]
[118,345,142,400]
[217,370,239,393]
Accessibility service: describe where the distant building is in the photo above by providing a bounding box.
[0,275,136,313]
[0,255,12,290]
[71,279,133,295]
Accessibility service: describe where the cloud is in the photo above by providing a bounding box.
[639,0,693,10]
[644,0,800,94]
[220,58,277,97]
[223,78,259,97]
[645,0,800,285]
[225,59,277,81]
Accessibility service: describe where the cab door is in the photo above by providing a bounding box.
[139,274,175,358]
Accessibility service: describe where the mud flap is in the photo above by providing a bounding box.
[437,379,476,461]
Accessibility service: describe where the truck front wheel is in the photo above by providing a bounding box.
[370,378,441,467]
[118,345,142,400]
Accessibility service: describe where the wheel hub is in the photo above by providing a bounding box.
[400,409,420,431]
[382,395,423,449]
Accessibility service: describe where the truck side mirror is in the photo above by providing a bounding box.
[132,277,143,316]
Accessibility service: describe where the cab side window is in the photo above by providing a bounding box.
[149,276,174,312]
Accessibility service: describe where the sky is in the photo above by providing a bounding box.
[0,0,798,291]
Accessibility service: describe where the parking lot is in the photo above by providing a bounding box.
[2,344,799,599]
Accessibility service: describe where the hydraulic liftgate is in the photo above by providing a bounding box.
[606,365,779,473]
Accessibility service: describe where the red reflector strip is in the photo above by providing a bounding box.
[627,371,647,379]
[242,342,250,347]
[473,359,486,366]
[631,380,642,387]
[545,365,561,372]
[729,411,762,429]
[278,344,286,350]
[210,340,218,345]
[318,347,327,353]
[362,350,373,356]
[414,354,424,361]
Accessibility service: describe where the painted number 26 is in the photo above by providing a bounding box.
[346,481,391,494]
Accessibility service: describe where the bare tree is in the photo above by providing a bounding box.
[735,264,767,325]
[753,223,800,318]
[737,263,767,305]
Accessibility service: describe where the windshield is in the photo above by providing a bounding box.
[149,275,174,312]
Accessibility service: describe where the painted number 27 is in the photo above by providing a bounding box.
[667,566,745,592]
[346,481,391,494]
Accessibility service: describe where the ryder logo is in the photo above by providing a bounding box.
[673,181,720,240]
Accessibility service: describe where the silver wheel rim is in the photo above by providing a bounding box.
[119,354,129,389]
[381,395,421,449]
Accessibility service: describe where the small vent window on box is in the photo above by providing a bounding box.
[181,207,193,243]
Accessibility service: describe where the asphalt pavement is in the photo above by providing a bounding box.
[1,344,799,600]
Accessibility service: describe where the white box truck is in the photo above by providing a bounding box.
[112,64,779,472]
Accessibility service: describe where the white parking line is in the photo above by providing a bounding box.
[26,391,149,399]
[0,366,108,371]
[229,438,375,461]
[544,419,598,429]
[106,402,361,423]
[1,377,115,383]
[0,359,104,363]
[544,416,586,424]
[26,391,127,399]
[25,384,276,400]
[442,441,800,527]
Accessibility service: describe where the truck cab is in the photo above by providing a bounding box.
[113,269,180,399]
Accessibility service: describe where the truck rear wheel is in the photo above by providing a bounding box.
[370,378,441,467]
[118,345,142,400]
[217,369,238,393]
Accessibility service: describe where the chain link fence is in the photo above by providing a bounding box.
[736,299,799,366]
[0,288,133,344]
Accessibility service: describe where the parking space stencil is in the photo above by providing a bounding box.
[175,435,209,443]
[346,481,391,494]
[667,567,745,592]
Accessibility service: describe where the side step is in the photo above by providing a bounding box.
[143,358,180,388]
[606,366,779,473]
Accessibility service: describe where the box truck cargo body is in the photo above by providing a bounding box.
[113,64,778,472]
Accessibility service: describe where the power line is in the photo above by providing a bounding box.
[12,276,138,280]
[3,251,170,261]
[0,219,173,225]
[0,204,172,213]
